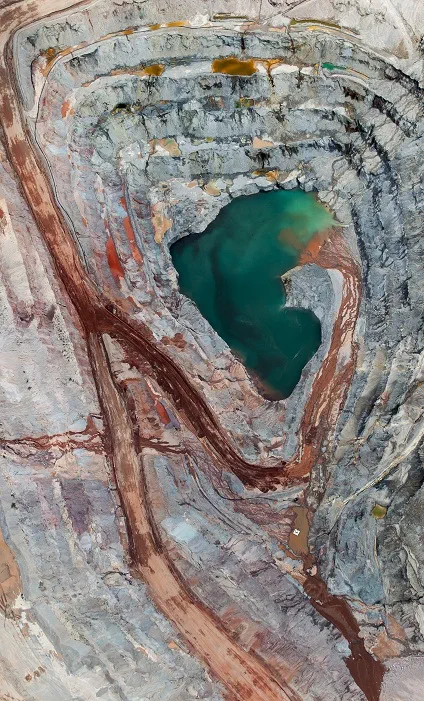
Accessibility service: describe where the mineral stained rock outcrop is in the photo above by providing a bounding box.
[0,1,423,700]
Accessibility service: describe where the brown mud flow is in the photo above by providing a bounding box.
[285,504,384,699]
[288,506,309,555]
[303,575,385,701]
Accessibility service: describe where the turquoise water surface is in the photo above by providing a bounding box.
[171,189,334,398]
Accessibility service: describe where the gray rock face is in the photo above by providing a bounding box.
[0,1,423,700]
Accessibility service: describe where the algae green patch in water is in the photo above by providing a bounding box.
[171,189,335,399]
[322,62,346,71]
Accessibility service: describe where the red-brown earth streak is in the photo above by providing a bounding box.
[88,332,301,701]
[0,2,384,699]
[0,415,103,453]
[293,229,361,481]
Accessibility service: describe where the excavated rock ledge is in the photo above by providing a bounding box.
[0,1,423,700]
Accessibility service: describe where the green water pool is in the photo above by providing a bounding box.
[171,189,335,399]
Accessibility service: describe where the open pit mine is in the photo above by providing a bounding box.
[0,1,423,699]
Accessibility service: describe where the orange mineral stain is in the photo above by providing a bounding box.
[212,57,257,76]
[151,203,172,244]
[155,400,171,425]
[256,58,285,75]
[41,46,58,62]
[144,64,165,77]
[40,46,59,75]
[106,236,124,281]
[124,216,143,263]
[40,45,74,76]
[111,63,164,78]
[61,100,74,118]
[299,229,330,264]
[120,197,143,264]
